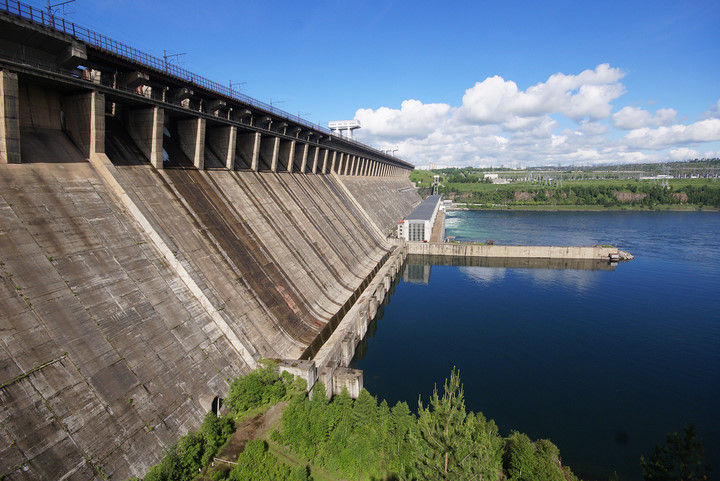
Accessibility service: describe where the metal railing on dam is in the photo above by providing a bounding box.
[0,0,411,168]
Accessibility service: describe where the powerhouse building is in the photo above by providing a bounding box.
[397,194,442,242]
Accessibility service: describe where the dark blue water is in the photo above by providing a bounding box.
[351,211,720,481]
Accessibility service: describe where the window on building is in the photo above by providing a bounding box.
[408,221,425,241]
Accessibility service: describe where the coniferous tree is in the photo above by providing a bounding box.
[414,368,503,481]
[641,424,712,481]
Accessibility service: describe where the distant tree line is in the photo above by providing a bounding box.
[442,183,720,207]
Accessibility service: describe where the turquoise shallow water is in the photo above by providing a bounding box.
[351,210,720,481]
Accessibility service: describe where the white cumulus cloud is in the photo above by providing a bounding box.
[613,106,677,129]
[350,67,720,167]
[623,118,720,150]
[354,99,450,140]
[457,64,625,123]
[668,148,700,160]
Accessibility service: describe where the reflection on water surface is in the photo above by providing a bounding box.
[352,211,720,481]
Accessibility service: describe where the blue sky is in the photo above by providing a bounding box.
[44,0,720,167]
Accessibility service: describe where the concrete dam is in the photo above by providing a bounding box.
[0,4,420,479]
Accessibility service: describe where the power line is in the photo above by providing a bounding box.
[162,49,186,70]
[46,0,74,15]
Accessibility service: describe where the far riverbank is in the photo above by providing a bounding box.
[449,203,719,212]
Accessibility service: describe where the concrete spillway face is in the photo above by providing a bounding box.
[1,81,257,479]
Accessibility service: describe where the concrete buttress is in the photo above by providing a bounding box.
[176,117,206,169]
[0,70,21,163]
[207,125,237,170]
[125,106,164,168]
[279,139,295,172]
[321,149,329,174]
[62,90,105,158]
[311,146,319,174]
[237,131,261,170]
[299,143,309,173]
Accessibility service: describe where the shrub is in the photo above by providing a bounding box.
[226,360,305,415]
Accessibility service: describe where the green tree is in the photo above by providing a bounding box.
[503,432,576,481]
[414,368,503,481]
[640,424,712,481]
[504,432,537,481]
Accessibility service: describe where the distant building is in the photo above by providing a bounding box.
[397,195,442,242]
[483,172,509,184]
[639,174,675,180]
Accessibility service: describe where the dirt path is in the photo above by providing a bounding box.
[208,402,287,475]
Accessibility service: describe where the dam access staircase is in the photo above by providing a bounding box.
[0,4,420,479]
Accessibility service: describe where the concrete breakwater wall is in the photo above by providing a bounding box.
[407,242,633,260]
[277,244,408,400]
[406,254,620,271]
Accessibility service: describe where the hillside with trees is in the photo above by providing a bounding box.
[411,160,720,209]
[130,362,711,481]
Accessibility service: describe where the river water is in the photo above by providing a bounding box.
[351,210,720,481]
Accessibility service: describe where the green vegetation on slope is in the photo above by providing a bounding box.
[133,363,713,481]
[133,364,580,481]
[128,361,308,481]
[640,424,712,481]
[141,413,235,481]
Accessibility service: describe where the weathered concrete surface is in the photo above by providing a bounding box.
[211,171,389,324]
[0,83,421,480]
[0,132,249,480]
[107,122,309,360]
[429,208,445,242]
[104,115,413,363]
[407,242,633,260]
[339,177,421,235]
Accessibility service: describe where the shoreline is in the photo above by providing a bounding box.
[448,203,720,212]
